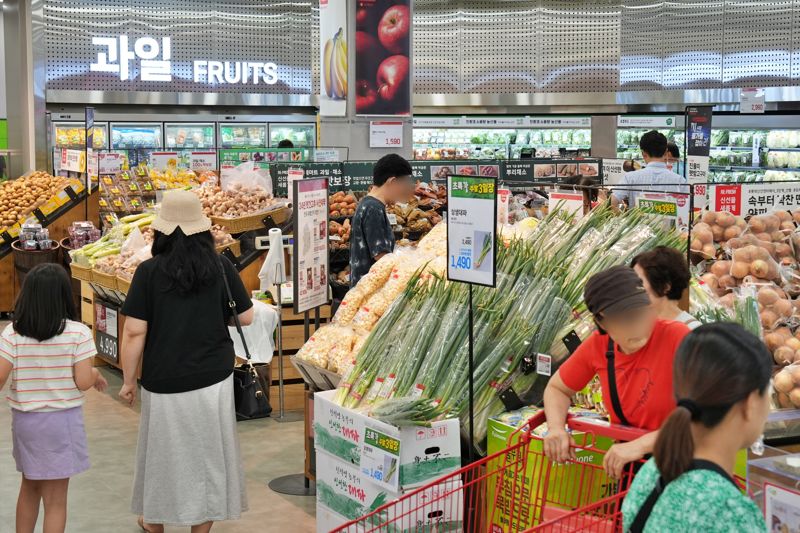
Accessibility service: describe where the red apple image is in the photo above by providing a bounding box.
[356,31,385,74]
[378,5,410,54]
[376,54,409,110]
[356,79,379,113]
[356,0,388,32]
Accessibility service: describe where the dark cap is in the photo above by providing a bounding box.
[584,265,651,317]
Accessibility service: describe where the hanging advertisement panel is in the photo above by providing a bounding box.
[355,0,411,116]
[685,106,714,211]
[319,0,348,116]
[446,175,497,287]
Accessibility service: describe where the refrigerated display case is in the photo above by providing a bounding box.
[616,129,685,161]
[52,122,108,150]
[412,128,591,160]
[164,123,216,149]
[269,123,316,147]
[110,123,163,149]
[219,123,267,149]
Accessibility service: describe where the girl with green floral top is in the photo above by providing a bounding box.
[622,322,771,533]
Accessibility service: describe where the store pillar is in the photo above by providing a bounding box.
[590,115,617,159]
[4,0,46,175]
[318,0,413,160]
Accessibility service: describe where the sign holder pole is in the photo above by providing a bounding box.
[84,106,95,220]
[468,283,474,463]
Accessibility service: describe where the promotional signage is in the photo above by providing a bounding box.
[98,152,124,175]
[602,159,626,186]
[411,116,591,128]
[272,162,342,197]
[635,193,684,228]
[740,88,765,114]
[94,301,119,364]
[341,162,375,192]
[90,35,279,85]
[446,175,497,287]
[60,149,85,173]
[710,182,800,216]
[617,116,677,128]
[369,121,404,148]
[497,188,511,225]
[218,148,302,170]
[287,168,304,205]
[293,177,330,314]
[548,191,585,218]
[764,483,800,531]
[355,0,411,115]
[319,0,347,116]
[85,107,95,181]
[150,152,178,170]
[189,151,217,171]
[685,106,713,211]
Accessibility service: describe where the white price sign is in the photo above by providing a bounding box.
[447,175,497,287]
[369,121,404,148]
[602,159,626,186]
[189,151,217,171]
[549,191,585,218]
[287,168,304,205]
[617,115,677,128]
[98,152,124,175]
[740,88,765,114]
[60,149,85,172]
[150,152,178,170]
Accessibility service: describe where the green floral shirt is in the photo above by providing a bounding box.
[622,458,765,532]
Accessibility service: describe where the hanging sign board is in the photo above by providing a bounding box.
[617,116,677,128]
[189,151,217,171]
[685,106,713,211]
[602,159,626,186]
[497,188,511,225]
[740,88,765,114]
[369,121,404,148]
[60,149,85,172]
[549,191,585,218]
[293,177,330,314]
[446,175,497,287]
[710,182,800,216]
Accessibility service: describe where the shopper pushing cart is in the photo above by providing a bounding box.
[543,265,690,478]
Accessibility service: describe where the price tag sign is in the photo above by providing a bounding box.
[150,152,179,170]
[447,175,497,287]
[287,168,304,205]
[292,177,330,314]
[190,151,217,171]
[361,426,400,492]
[98,152,123,175]
[60,149,85,172]
[740,88,765,114]
[94,301,119,364]
[369,121,404,148]
[549,191,585,218]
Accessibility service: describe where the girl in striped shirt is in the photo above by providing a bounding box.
[0,263,107,533]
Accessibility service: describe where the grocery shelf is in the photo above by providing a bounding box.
[709,165,767,171]
[763,147,800,152]
[709,145,756,150]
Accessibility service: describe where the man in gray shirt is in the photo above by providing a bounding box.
[349,154,414,286]
[612,130,687,208]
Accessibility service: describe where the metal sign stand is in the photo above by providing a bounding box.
[273,261,303,424]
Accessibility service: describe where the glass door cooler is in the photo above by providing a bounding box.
[268,123,316,147]
[53,122,108,150]
[219,123,267,149]
[164,123,216,150]
[110,123,163,168]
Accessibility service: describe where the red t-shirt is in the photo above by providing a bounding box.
[558,320,690,431]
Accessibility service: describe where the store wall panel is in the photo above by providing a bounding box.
[413,0,460,93]
[460,0,538,93]
[619,0,664,91]
[661,0,724,89]
[722,0,793,87]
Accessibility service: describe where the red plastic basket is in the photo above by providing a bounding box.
[327,412,649,533]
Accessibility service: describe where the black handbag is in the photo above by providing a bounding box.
[220,259,272,421]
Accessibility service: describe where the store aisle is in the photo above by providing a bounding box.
[0,365,316,533]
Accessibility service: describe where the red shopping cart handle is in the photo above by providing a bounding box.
[520,411,650,443]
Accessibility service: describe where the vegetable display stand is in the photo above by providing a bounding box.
[329,412,647,533]
[215,239,241,257]
[11,241,61,289]
[211,205,291,234]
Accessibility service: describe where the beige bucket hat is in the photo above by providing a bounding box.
[151,189,211,236]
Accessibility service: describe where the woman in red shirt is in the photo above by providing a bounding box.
[543,265,690,478]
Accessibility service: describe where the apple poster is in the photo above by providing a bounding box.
[355,0,411,116]
[319,0,348,116]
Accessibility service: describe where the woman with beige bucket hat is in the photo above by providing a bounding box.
[118,189,254,533]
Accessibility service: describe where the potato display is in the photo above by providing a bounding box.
[0,172,72,229]
[194,183,278,218]
[329,191,357,218]
[329,219,351,250]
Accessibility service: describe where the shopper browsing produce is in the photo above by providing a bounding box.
[543,265,690,478]
[632,246,701,329]
[0,264,108,533]
[611,130,686,208]
[349,153,414,286]
[622,323,771,532]
[118,190,253,533]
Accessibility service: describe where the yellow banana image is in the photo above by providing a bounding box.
[323,27,347,100]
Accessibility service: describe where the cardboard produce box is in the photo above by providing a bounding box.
[314,390,461,491]
[316,449,463,533]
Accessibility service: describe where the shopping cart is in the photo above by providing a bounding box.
[328,411,649,533]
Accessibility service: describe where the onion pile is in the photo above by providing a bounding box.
[773,363,800,408]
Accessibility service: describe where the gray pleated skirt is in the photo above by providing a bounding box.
[131,375,248,526]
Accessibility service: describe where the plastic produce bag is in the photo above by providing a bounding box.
[220,160,273,196]
[730,243,780,282]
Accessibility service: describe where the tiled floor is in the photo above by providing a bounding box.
[0,362,316,532]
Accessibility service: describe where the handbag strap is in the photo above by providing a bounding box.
[605,337,631,427]
[629,460,736,533]
[219,257,251,361]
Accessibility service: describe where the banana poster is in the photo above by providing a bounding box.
[320,0,348,116]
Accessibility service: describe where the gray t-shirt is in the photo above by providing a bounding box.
[349,196,395,287]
